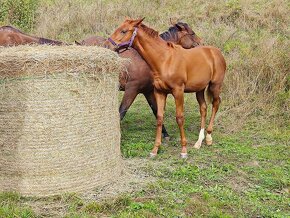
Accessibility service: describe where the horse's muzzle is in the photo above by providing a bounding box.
[103,40,116,50]
[194,37,203,46]
[193,42,201,47]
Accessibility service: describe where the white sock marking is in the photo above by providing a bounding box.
[198,128,205,142]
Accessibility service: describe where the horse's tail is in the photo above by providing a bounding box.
[205,84,213,104]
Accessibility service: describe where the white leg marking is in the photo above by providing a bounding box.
[198,128,205,141]
[180,153,188,159]
[149,152,157,158]
[194,128,205,149]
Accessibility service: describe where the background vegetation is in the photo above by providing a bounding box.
[0,0,289,217]
[0,0,38,31]
[1,0,288,130]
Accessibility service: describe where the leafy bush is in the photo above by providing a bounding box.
[0,0,38,31]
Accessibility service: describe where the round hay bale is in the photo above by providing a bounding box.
[0,45,125,197]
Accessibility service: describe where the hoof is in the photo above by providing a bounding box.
[206,134,212,146]
[206,139,213,146]
[149,152,157,158]
[194,141,202,149]
[180,153,188,159]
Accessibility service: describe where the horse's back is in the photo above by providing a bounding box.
[79,36,106,46]
[0,27,20,46]
[179,46,226,92]
[0,25,22,33]
[183,46,226,73]
[0,25,35,46]
[195,46,227,82]
[184,46,223,59]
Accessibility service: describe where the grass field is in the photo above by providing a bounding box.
[1,95,289,217]
[0,0,289,217]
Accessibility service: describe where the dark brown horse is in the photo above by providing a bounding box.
[0,26,65,46]
[106,18,226,158]
[77,22,202,138]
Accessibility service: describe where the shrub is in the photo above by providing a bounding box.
[0,0,38,31]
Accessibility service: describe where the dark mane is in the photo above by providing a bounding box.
[159,26,179,41]
[159,22,195,42]
[140,24,159,38]
[39,37,63,45]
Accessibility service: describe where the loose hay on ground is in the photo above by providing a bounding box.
[0,45,126,197]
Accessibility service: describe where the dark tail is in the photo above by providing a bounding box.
[205,84,213,104]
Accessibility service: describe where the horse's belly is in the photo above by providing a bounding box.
[184,86,203,92]
[185,68,212,92]
[184,80,210,92]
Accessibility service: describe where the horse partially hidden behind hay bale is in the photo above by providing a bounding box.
[0,25,66,46]
[0,45,125,197]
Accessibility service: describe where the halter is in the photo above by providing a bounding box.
[108,27,138,51]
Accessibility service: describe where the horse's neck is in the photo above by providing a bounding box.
[18,31,62,45]
[19,32,40,44]
[134,30,170,73]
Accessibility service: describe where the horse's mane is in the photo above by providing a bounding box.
[140,24,159,38]
[159,22,194,42]
[39,37,63,45]
[159,26,179,41]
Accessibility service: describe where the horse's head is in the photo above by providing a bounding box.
[76,36,106,46]
[104,18,144,51]
[167,21,202,48]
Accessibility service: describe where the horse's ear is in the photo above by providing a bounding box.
[125,16,132,21]
[75,40,81,45]
[175,23,184,31]
[133,17,145,27]
[170,18,177,26]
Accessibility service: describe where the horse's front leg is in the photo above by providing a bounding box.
[144,91,170,139]
[172,87,187,158]
[150,90,167,157]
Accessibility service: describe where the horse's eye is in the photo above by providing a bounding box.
[121,30,127,34]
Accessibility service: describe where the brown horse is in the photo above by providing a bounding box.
[106,18,226,158]
[77,22,202,138]
[0,26,65,46]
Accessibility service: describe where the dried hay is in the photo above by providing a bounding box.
[0,45,125,197]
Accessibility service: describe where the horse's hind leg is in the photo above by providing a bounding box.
[119,86,139,120]
[194,89,207,149]
[144,92,170,139]
[206,83,222,145]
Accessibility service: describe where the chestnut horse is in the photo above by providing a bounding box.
[77,22,202,138]
[0,26,65,46]
[106,18,226,158]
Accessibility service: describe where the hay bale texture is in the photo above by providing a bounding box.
[0,45,124,196]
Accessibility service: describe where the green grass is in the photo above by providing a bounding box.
[0,192,36,218]
[1,95,288,217]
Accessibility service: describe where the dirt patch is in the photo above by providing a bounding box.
[184,194,210,216]
[245,160,260,167]
[228,177,251,193]
[85,158,156,201]
[227,169,253,193]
